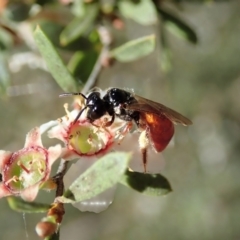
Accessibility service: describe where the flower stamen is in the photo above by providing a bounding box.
[88,134,93,142]
[17,161,30,174]
[5,175,20,185]
[38,168,44,174]
[58,118,63,123]
[64,103,71,117]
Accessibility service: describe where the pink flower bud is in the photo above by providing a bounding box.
[36,221,57,238]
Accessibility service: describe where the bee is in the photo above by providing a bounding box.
[60,88,192,172]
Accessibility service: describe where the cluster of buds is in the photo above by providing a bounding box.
[0,96,128,202]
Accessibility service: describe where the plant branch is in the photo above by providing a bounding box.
[81,25,112,94]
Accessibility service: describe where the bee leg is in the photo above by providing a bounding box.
[91,121,111,135]
[103,114,115,127]
[116,122,133,143]
[141,148,147,173]
[138,130,149,173]
[91,122,101,128]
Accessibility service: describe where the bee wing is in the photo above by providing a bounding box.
[126,95,192,126]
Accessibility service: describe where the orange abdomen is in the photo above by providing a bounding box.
[141,113,174,152]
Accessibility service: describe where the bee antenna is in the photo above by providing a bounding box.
[74,106,88,124]
[59,92,88,100]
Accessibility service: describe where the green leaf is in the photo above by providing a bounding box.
[159,25,172,72]
[58,152,131,203]
[67,50,98,81]
[110,35,155,62]
[60,4,99,46]
[0,54,10,95]
[100,0,116,14]
[0,27,14,50]
[160,45,172,72]
[158,8,198,44]
[120,170,172,196]
[33,20,64,49]
[72,0,85,17]
[7,197,50,213]
[6,2,30,22]
[33,26,80,92]
[119,0,157,25]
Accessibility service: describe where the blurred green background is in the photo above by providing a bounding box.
[0,1,240,239]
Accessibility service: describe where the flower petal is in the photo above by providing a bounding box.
[47,144,62,167]
[0,183,12,198]
[60,147,81,161]
[24,127,43,148]
[20,184,39,202]
[0,150,12,173]
[39,120,59,134]
[48,125,67,142]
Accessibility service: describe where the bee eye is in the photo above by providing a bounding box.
[88,103,106,121]
[86,92,101,105]
[89,110,102,120]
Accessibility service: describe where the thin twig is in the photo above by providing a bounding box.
[81,25,112,94]
[52,159,69,198]
[43,160,69,239]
